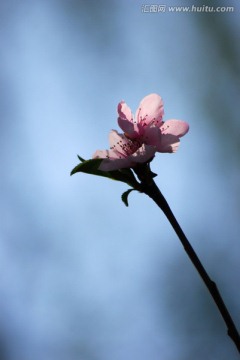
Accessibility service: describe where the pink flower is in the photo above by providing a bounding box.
[93,93,189,171]
[118,93,189,153]
[118,93,164,139]
[93,130,156,171]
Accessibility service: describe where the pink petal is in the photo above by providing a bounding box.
[118,101,139,138]
[117,101,132,122]
[93,149,119,160]
[160,119,189,137]
[157,134,180,153]
[130,144,156,163]
[109,130,139,156]
[118,118,140,138]
[136,93,164,128]
[99,157,133,171]
[109,130,124,152]
[118,117,134,136]
[141,125,162,148]
[109,130,129,156]
[93,149,108,159]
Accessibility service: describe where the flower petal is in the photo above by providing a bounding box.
[160,119,189,137]
[109,130,124,153]
[117,101,139,138]
[93,149,119,159]
[130,144,156,163]
[99,157,133,171]
[141,125,162,148]
[109,130,139,156]
[118,100,132,122]
[136,93,164,128]
[158,134,180,153]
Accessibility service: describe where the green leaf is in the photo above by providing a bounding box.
[77,155,85,162]
[121,188,135,207]
[110,168,140,187]
[71,158,140,188]
[71,158,110,177]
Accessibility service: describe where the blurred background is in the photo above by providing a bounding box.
[1,0,240,359]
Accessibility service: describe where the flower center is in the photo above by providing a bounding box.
[110,134,142,157]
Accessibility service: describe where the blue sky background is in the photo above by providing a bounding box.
[1,0,240,359]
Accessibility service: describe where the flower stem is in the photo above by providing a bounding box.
[141,177,240,353]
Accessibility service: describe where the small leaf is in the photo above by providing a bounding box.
[77,155,85,162]
[109,168,140,187]
[71,158,140,188]
[71,158,109,177]
[149,170,158,178]
[121,188,135,207]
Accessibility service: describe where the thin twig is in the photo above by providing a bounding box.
[141,177,240,354]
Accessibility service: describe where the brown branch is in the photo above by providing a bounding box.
[137,172,240,353]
